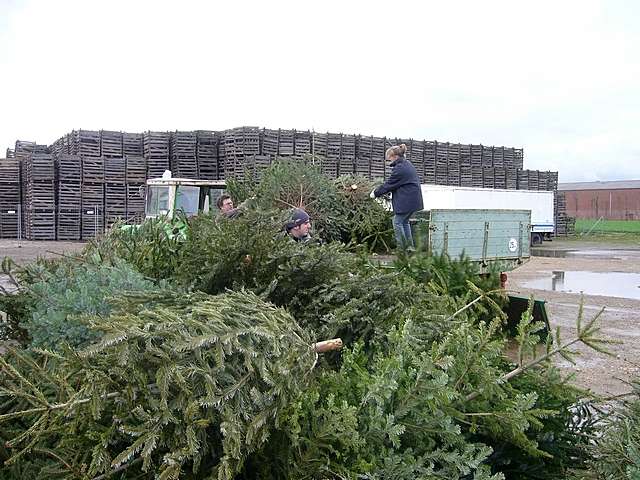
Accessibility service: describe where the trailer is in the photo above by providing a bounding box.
[419,185,554,245]
[411,208,531,273]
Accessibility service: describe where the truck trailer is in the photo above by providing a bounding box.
[419,185,555,245]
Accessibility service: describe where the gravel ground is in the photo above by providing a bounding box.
[0,240,86,292]
[0,239,85,265]
[508,240,640,397]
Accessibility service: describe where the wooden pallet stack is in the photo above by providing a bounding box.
[554,191,572,235]
[308,132,330,178]
[3,125,568,239]
[278,129,295,156]
[101,130,123,158]
[56,154,82,240]
[447,158,460,186]
[221,127,260,179]
[50,135,71,157]
[71,130,100,157]
[294,130,312,159]
[435,142,448,185]
[104,157,127,228]
[492,147,504,168]
[196,131,220,180]
[494,166,506,189]
[471,166,483,188]
[517,169,529,190]
[123,132,144,157]
[125,156,146,223]
[506,167,518,190]
[355,135,386,180]
[324,133,343,179]
[81,156,105,239]
[503,147,515,169]
[460,165,473,187]
[355,135,373,178]
[14,141,49,164]
[261,129,279,157]
[423,141,436,184]
[170,131,198,178]
[470,144,483,168]
[22,154,56,240]
[514,148,524,170]
[409,140,425,183]
[481,145,494,168]
[0,158,21,238]
[143,131,170,178]
[482,166,495,189]
[339,134,356,176]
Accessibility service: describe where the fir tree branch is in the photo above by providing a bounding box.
[92,457,142,480]
[466,303,617,402]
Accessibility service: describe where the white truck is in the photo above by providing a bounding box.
[419,185,555,246]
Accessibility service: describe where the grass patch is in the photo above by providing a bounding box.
[575,218,640,234]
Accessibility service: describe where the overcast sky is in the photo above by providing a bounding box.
[1,0,638,182]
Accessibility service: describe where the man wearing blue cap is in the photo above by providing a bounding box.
[285,208,313,243]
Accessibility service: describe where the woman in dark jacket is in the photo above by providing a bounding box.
[372,144,423,249]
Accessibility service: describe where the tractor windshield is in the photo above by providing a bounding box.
[175,186,200,216]
[146,186,170,217]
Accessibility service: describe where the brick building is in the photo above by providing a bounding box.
[558,180,640,220]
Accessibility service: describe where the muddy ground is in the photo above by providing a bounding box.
[1,238,640,397]
[509,239,640,397]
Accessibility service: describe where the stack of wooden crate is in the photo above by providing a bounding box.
[123,132,144,157]
[81,156,105,239]
[125,156,146,223]
[22,154,56,240]
[56,154,82,240]
[196,131,220,180]
[104,157,127,228]
[170,131,198,178]
[143,131,170,178]
[0,158,21,238]
[221,127,260,179]
[71,130,100,157]
[101,131,123,158]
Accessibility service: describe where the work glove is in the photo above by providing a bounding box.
[369,189,376,199]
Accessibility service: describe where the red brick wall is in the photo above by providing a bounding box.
[563,188,640,219]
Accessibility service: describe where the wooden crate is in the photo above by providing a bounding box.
[82,156,105,184]
[143,131,170,178]
[104,157,126,184]
[196,130,220,180]
[72,130,101,157]
[56,154,82,183]
[56,208,81,240]
[170,131,198,178]
[100,130,123,158]
[123,132,144,157]
[124,156,146,183]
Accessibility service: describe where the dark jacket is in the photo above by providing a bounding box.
[374,157,424,214]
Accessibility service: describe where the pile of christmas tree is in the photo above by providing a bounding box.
[0,161,617,479]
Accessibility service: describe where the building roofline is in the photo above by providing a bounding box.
[558,180,640,191]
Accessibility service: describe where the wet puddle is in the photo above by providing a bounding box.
[523,271,640,300]
[532,248,640,260]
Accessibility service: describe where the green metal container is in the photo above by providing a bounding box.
[411,209,531,272]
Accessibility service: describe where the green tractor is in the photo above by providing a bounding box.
[126,171,227,238]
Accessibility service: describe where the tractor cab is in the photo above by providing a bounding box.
[145,171,226,220]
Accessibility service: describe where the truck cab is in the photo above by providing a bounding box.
[145,172,226,220]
